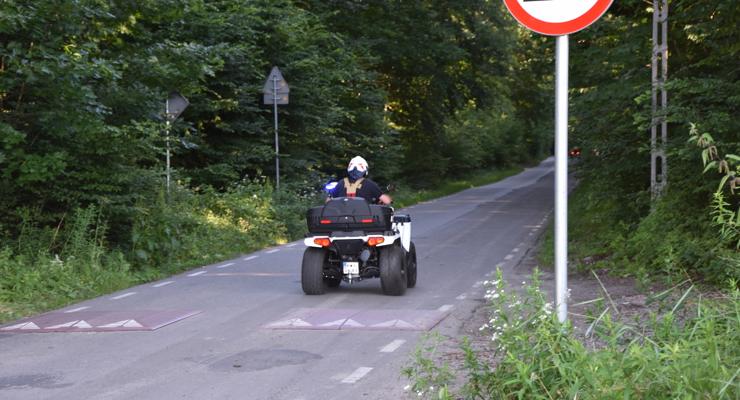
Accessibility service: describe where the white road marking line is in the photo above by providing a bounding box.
[342,367,373,384]
[456,293,467,300]
[286,243,297,248]
[187,271,207,277]
[153,281,174,288]
[438,304,454,313]
[266,249,280,254]
[111,292,136,300]
[512,247,520,253]
[504,254,514,261]
[243,255,259,261]
[216,262,235,269]
[380,339,406,353]
[64,306,89,313]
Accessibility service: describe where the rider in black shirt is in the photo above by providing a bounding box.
[328,156,392,205]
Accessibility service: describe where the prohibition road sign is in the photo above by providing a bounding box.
[503,0,614,36]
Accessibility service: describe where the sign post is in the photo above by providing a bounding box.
[262,67,290,191]
[165,91,189,196]
[503,0,613,324]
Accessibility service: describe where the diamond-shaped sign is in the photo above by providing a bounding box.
[166,91,189,121]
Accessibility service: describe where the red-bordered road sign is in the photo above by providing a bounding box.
[503,0,614,36]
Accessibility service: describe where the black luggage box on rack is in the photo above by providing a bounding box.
[307,197,392,234]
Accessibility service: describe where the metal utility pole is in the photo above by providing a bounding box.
[262,67,290,192]
[651,0,668,198]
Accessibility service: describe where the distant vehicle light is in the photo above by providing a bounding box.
[324,181,338,191]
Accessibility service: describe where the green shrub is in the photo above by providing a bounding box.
[404,269,740,399]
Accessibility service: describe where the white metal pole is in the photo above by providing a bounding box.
[165,100,171,197]
[273,76,280,191]
[555,34,569,324]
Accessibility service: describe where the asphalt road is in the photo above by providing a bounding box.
[0,158,556,400]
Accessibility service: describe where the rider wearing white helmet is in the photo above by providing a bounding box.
[328,156,392,205]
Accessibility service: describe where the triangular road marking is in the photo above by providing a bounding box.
[98,320,127,328]
[371,319,417,329]
[286,318,311,327]
[46,320,79,329]
[343,319,364,327]
[73,320,92,329]
[2,322,40,331]
[20,322,40,330]
[319,319,346,327]
[123,320,143,328]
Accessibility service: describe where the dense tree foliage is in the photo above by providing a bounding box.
[0,0,736,289]
[0,0,548,245]
[566,0,739,282]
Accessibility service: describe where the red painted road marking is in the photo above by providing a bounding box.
[264,308,450,331]
[0,310,201,333]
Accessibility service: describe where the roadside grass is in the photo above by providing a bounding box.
[0,165,523,324]
[404,269,740,399]
[392,166,524,209]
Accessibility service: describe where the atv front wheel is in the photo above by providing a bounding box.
[380,244,407,296]
[406,241,417,288]
[302,248,327,295]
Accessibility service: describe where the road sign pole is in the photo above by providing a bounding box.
[503,0,614,325]
[273,76,280,191]
[555,34,569,324]
[165,100,171,197]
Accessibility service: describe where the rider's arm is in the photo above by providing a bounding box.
[379,193,392,205]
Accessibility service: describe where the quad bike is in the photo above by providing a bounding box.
[302,197,417,296]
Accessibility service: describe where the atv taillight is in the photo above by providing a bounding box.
[314,237,331,247]
[361,218,374,223]
[367,237,384,246]
[320,219,332,224]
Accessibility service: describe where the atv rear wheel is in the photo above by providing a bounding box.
[302,248,327,295]
[406,241,417,288]
[380,244,407,296]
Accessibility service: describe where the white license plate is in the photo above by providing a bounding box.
[342,262,360,275]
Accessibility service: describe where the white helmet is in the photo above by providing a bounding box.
[347,156,369,180]
[347,156,368,173]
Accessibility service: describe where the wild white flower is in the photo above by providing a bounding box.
[479,324,489,331]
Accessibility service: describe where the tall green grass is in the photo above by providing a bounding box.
[0,182,320,323]
[0,207,140,321]
[404,269,740,399]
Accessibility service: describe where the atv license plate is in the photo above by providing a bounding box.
[342,261,360,275]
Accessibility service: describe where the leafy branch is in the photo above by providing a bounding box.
[688,123,740,248]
